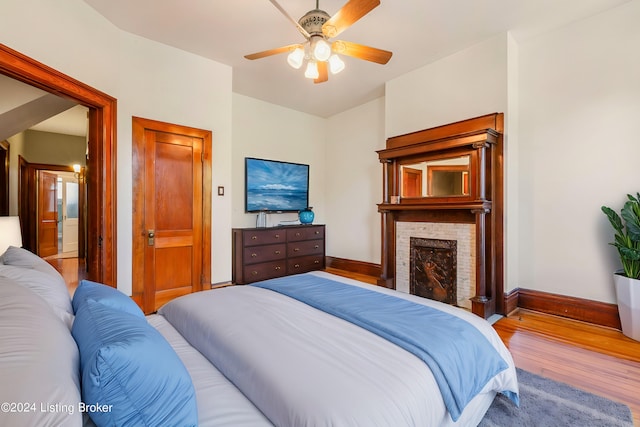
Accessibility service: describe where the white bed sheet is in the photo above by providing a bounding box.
[158,271,517,426]
[147,314,273,427]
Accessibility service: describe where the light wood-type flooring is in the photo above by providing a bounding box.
[50,261,640,425]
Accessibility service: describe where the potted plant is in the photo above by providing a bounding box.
[602,193,640,341]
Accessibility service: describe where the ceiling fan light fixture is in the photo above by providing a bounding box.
[328,54,345,74]
[304,60,320,79]
[287,47,305,69]
[311,36,331,62]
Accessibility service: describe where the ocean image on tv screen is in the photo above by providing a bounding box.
[246,158,309,212]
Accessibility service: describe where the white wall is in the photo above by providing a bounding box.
[231,94,326,230]
[325,98,386,264]
[385,34,509,139]
[517,0,640,303]
[1,0,234,293]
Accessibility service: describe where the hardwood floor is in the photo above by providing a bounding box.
[327,267,640,425]
[46,256,86,296]
[49,262,640,425]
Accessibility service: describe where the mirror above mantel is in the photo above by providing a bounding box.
[400,155,470,198]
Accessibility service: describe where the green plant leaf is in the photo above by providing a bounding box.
[622,201,640,241]
[602,206,624,234]
[620,246,640,261]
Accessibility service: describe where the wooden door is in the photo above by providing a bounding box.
[402,167,422,198]
[37,171,58,257]
[132,117,212,313]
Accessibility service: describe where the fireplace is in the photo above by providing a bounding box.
[410,237,457,305]
[377,113,504,319]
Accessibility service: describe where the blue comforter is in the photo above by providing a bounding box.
[253,274,517,421]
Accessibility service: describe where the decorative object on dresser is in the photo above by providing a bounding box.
[602,193,640,341]
[298,207,315,224]
[232,225,325,284]
[377,113,504,320]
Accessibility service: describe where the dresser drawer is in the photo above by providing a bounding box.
[243,261,287,283]
[287,255,325,274]
[286,226,325,242]
[287,239,324,257]
[243,229,286,246]
[243,244,286,265]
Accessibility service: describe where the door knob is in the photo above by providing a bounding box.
[147,230,155,246]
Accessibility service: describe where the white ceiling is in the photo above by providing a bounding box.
[82,0,629,118]
[0,74,88,138]
[0,0,630,138]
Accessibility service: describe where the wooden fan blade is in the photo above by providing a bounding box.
[322,0,380,38]
[332,40,392,64]
[314,61,328,84]
[244,44,303,60]
[268,0,310,39]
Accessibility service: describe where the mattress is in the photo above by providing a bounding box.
[157,271,518,426]
[147,314,272,426]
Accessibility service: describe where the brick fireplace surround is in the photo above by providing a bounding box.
[398,222,475,310]
[377,113,504,319]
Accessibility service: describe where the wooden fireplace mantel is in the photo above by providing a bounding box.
[377,113,504,319]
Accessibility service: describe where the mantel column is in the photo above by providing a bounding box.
[470,207,494,318]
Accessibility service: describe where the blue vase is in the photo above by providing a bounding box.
[299,207,314,224]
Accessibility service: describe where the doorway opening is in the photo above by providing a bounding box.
[0,44,117,286]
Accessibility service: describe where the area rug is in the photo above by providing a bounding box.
[479,368,633,427]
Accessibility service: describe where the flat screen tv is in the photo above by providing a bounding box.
[245,157,309,213]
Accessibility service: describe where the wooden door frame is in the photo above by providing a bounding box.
[0,44,117,286]
[19,160,86,258]
[0,140,8,215]
[131,117,212,312]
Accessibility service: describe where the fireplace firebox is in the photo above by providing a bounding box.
[410,237,457,305]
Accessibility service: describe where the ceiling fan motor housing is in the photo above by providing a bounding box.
[299,9,331,36]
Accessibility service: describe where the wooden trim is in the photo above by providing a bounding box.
[385,113,503,150]
[503,288,519,316]
[325,256,381,278]
[0,140,8,215]
[0,43,117,287]
[505,288,622,330]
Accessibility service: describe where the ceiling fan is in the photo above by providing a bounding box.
[244,0,392,84]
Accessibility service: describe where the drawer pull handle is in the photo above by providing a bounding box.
[251,236,258,240]
[274,250,281,255]
[295,232,301,237]
[314,260,320,264]
[275,234,280,238]
[251,271,258,276]
[315,231,320,234]
[251,253,257,257]
[314,245,319,249]
[294,248,300,252]
[275,266,281,271]
[294,264,300,268]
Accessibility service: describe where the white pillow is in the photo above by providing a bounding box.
[0,246,63,279]
[0,278,82,427]
[0,264,74,329]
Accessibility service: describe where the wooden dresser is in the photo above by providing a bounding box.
[232,225,326,284]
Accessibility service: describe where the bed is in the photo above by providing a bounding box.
[0,231,518,426]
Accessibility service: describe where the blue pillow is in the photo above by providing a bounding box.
[72,279,144,317]
[72,299,197,427]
